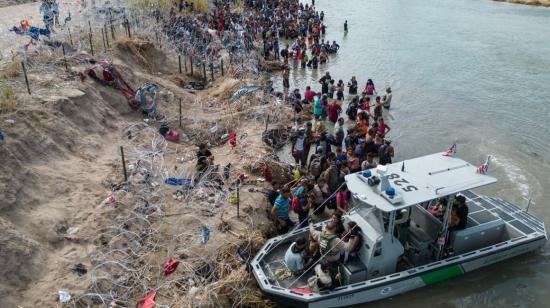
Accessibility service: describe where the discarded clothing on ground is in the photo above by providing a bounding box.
[134,83,159,116]
[136,289,158,308]
[164,258,180,276]
[81,60,136,104]
[230,85,263,102]
[10,25,51,41]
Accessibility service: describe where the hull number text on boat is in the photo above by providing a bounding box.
[338,293,355,302]
[388,173,418,192]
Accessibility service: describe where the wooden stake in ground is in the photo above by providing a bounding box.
[179,98,182,128]
[190,57,194,76]
[104,23,110,48]
[88,21,94,56]
[62,44,68,70]
[21,61,31,95]
[109,9,115,40]
[221,59,224,76]
[101,28,107,52]
[210,63,214,81]
[202,62,207,82]
[68,27,73,47]
[178,55,182,74]
[120,146,128,182]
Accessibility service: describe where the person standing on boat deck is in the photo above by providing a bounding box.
[309,221,351,264]
[271,187,295,233]
[284,237,312,275]
[449,195,468,231]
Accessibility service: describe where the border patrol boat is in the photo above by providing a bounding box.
[251,153,547,307]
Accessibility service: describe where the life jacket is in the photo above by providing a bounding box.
[319,232,338,256]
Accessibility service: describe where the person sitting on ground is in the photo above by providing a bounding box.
[343,221,362,263]
[196,143,213,172]
[271,187,295,233]
[307,261,332,292]
[284,236,312,275]
[361,152,378,170]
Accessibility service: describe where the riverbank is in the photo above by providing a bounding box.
[494,0,550,7]
[0,0,315,306]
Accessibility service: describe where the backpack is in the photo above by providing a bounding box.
[291,196,302,212]
[319,232,338,256]
[309,156,322,178]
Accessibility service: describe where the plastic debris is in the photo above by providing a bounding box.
[136,289,158,308]
[201,225,210,245]
[210,123,218,133]
[164,258,180,276]
[180,133,190,142]
[4,119,15,124]
[66,227,79,235]
[58,290,71,303]
[165,178,193,186]
[102,195,118,205]
[237,246,248,262]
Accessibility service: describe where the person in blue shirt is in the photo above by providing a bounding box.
[284,237,312,275]
[271,187,295,233]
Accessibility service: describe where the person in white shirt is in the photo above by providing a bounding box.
[307,261,332,292]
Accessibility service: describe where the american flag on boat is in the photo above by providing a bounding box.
[476,156,491,174]
[442,143,457,157]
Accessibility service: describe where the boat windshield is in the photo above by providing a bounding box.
[352,195,384,235]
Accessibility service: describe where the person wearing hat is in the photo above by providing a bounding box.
[382,87,392,109]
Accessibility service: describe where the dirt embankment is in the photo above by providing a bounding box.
[0,35,291,307]
[0,0,36,9]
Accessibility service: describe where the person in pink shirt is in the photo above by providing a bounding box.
[377,118,390,137]
[336,184,349,213]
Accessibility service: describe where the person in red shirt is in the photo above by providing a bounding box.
[304,86,315,103]
[327,100,342,124]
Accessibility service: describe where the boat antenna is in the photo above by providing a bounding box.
[401,161,405,172]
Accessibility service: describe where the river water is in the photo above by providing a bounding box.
[272,0,550,307]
